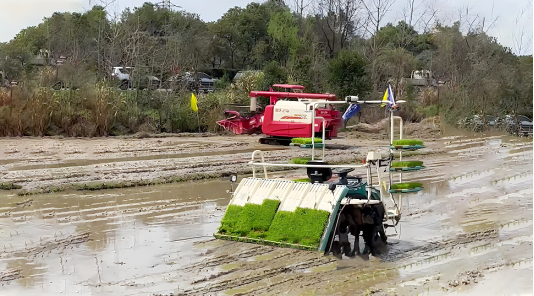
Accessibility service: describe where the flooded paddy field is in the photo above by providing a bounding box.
[0,133,532,295]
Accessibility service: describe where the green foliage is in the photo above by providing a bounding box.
[268,8,299,62]
[215,73,230,89]
[391,161,423,168]
[291,138,323,144]
[418,105,439,117]
[391,139,423,146]
[259,60,287,90]
[289,157,311,164]
[391,182,423,189]
[265,208,330,247]
[0,0,531,137]
[327,49,371,99]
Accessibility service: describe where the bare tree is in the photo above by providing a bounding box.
[294,0,313,18]
[457,5,499,35]
[314,0,363,57]
[361,0,396,36]
[402,0,437,32]
[512,3,533,55]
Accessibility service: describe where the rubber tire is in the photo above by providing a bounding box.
[378,224,387,243]
[119,81,129,90]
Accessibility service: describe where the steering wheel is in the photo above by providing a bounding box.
[331,168,355,174]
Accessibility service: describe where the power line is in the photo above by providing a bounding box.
[155,0,182,11]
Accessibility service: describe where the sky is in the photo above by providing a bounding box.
[0,0,532,55]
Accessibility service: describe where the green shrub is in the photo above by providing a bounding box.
[391,139,423,146]
[289,157,311,164]
[391,161,423,168]
[391,182,423,189]
[0,183,22,190]
[291,138,323,145]
[417,105,439,117]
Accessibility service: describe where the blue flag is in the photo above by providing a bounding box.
[342,104,361,122]
[381,84,396,110]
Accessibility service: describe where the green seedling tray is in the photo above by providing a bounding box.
[389,144,426,150]
[300,143,324,148]
[389,166,426,172]
[388,187,424,193]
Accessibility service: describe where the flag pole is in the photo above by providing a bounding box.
[197,112,200,133]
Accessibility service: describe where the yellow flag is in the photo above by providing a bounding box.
[191,93,198,112]
[381,88,388,107]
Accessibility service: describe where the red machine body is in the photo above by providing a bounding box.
[217,85,343,139]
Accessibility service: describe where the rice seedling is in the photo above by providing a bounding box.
[289,157,311,164]
[265,207,330,248]
[293,178,311,183]
[390,182,423,189]
[291,138,323,145]
[218,205,243,234]
[391,161,424,167]
[391,139,424,146]
[233,199,280,238]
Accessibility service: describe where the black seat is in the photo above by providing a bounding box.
[307,161,332,183]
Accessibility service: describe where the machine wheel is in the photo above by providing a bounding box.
[52,81,65,90]
[377,223,387,243]
[119,80,129,90]
[259,137,291,146]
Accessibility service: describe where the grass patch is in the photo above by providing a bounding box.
[391,139,424,146]
[391,161,423,168]
[293,178,311,183]
[390,182,423,189]
[289,157,312,164]
[265,207,330,248]
[0,183,22,190]
[291,138,323,145]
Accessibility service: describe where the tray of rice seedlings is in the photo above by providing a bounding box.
[262,207,331,250]
[389,139,425,150]
[389,182,424,193]
[215,194,334,250]
[214,177,352,251]
[292,178,311,183]
[216,199,281,240]
[289,157,312,164]
[389,161,425,171]
[290,137,324,148]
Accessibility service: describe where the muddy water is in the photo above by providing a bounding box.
[0,135,532,296]
[0,180,232,296]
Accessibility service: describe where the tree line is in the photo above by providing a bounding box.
[0,0,531,137]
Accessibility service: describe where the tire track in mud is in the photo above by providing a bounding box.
[183,253,335,295]
[0,232,91,261]
[179,227,504,296]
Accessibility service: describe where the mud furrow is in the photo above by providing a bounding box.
[184,256,334,295]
